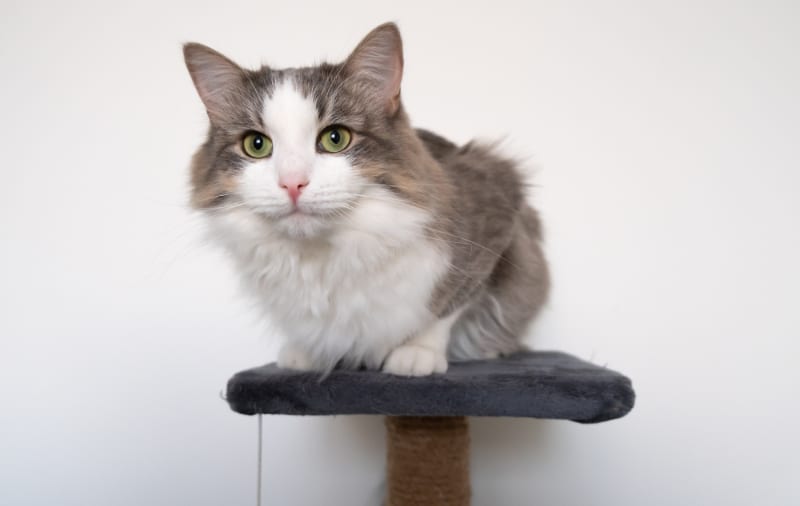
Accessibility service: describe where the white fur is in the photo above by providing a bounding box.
[277,342,314,371]
[206,78,451,370]
[208,194,449,369]
[238,80,365,239]
[383,309,462,376]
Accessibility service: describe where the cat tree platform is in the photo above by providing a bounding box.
[226,351,635,505]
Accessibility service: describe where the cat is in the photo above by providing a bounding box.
[183,22,549,376]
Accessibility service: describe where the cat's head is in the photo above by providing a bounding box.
[184,23,434,240]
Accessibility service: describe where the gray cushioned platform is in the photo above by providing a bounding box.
[226,351,635,423]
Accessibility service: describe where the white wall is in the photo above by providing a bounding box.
[2,1,798,504]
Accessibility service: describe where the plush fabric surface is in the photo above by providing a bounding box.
[226,351,634,423]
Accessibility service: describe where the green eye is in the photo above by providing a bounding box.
[318,125,352,153]
[242,132,273,158]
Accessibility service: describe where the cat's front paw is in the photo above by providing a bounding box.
[382,345,448,376]
[277,344,314,371]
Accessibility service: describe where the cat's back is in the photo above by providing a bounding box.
[416,128,543,317]
[415,128,525,213]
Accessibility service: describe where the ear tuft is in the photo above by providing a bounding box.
[183,43,245,123]
[344,23,404,115]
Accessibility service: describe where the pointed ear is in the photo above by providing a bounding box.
[183,43,246,124]
[344,23,404,115]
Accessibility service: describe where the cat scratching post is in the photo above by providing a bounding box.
[226,351,635,505]
[385,416,470,505]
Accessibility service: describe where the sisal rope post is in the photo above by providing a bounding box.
[385,416,471,506]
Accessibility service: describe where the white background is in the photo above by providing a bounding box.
[2,1,798,505]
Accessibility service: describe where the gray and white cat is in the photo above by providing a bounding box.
[183,23,549,376]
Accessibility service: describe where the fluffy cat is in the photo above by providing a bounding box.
[183,23,549,376]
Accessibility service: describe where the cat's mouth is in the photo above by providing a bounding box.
[272,206,341,239]
[247,203,338,230]
[243,203,323,219]
[284,205,331,219]
[237,197,356,230]
[293,199,357,220]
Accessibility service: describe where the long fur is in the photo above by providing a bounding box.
[183,23,549,373]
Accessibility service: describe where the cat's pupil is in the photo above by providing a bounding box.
[329,130,341,145]
[252,135,263,150]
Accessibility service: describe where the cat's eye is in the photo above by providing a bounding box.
[242,132,273,158]
[318,125,352,153]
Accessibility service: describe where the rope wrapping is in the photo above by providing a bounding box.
[385,416,471,506]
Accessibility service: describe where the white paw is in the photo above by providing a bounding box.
[382,345,448,377]
[277,344,314,371]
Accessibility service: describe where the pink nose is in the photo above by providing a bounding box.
[279,177,309,204]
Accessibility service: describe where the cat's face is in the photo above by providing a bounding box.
[185,23,420,239]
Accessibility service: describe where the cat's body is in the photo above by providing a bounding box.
[184,23,549,375]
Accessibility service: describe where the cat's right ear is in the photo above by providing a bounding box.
[183,43,245,124]
[344,23,404,116]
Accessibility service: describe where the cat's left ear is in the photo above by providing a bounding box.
[183,43,246,124]
[344,23,404,115]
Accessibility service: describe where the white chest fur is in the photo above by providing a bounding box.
[206,191,450,369]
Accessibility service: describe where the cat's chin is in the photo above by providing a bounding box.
[272,211,334,240]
